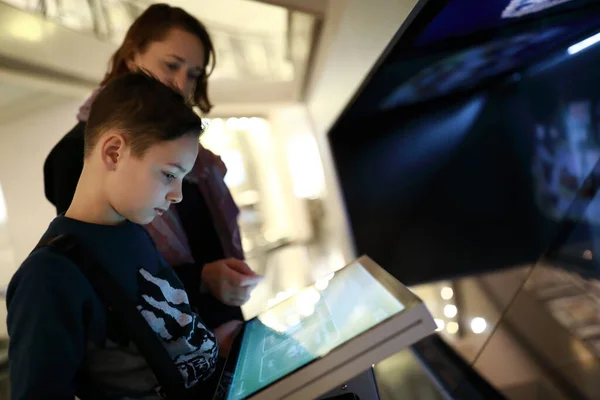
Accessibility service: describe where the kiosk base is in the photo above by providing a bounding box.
[318,368,380,400]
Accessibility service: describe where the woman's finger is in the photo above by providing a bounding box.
[227,292,251,306]
[228,285,251,299]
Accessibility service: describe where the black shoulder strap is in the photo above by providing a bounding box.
[35,234,189,400]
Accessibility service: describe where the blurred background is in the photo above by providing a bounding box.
[2,0,600,399]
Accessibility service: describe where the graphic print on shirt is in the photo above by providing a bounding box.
[136,268,218,388]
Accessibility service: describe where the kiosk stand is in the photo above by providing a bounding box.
[215,256,436,400]
[319,368,380,400]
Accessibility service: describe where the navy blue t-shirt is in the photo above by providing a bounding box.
[6,216,219,399]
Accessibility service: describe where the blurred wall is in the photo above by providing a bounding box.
[0,94,81,278]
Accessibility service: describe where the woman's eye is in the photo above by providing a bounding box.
[162,172,176,182]
[165,62,179,71]
[187,71,200,81]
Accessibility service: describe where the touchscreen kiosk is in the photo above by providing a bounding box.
[214,256,436,400]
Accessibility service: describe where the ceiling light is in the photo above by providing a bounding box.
[226,117,239,130]
[8,16,45,42]
[441,286,454,300]
[315,279,328,291]
[447,321,459,334]
[568,31,600,55]
[434,318,445,332]
[275,291,292,302]
[471,317,487,334]
[444,304,458,318]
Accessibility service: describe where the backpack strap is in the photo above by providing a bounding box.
[35,234,190,400]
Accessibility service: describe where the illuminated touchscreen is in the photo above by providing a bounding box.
[225,261,405,400]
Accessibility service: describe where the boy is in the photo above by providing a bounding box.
[7,72,240,399]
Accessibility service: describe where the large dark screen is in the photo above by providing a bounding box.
[415,0,591,46]
[342,4,600,119]
[326,2,600,397]
[383,27,564,109]
[532,100,600,223]
[328,0,600,284]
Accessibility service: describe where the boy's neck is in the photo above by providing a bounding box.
[65,167,125,226]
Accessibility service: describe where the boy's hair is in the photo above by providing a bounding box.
[84,71,204,158]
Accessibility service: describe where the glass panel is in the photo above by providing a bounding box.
[375,349,446,400]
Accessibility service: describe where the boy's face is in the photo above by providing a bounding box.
[105,133,199,225]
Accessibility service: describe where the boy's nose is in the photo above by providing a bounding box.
[167,189,183,204]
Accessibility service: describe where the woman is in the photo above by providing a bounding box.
[43,4,261,331]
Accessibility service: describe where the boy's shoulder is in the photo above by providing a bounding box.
[19,245,80,274]
[8,245,92,302]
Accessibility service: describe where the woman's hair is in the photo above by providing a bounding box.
[100,3,216,113]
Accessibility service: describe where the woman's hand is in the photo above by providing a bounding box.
[214,320,244,357]
[202,259,263,306]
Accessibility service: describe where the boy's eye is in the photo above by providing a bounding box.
[162,172,176,182]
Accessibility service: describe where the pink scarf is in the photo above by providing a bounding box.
[78,89,244,266]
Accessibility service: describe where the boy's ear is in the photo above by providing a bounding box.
[100,133,126,171]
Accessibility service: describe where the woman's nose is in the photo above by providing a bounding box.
[172,71,190,96]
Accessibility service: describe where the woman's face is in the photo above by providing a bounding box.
[130,28,206,101]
